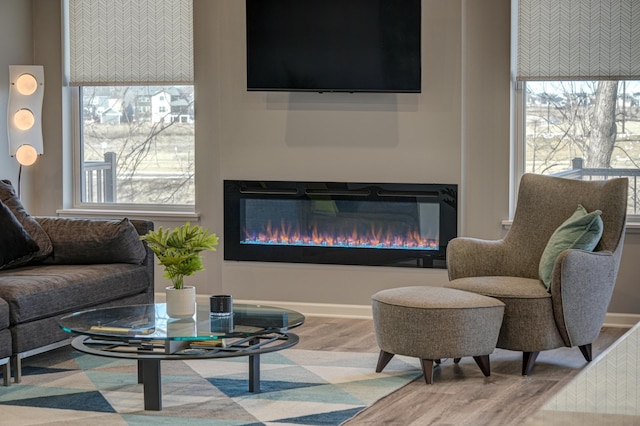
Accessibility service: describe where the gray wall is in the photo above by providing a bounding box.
[201,0,467,305]
[0,0,34,202]
[2,0,638,316]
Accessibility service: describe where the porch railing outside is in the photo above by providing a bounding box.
[86,154,639,212]
[551,157,640,215]
[83,151,116,203]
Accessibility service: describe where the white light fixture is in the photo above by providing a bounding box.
[8,65,44,166]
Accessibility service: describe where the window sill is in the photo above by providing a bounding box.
[56,208,200,222]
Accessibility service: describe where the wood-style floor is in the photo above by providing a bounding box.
[294,316,627,426]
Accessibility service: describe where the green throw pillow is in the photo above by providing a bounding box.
[539,204,603,290]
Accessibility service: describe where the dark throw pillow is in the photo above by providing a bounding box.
[38,217,147,265]
[0,179,53,262]
[0,200,40,269]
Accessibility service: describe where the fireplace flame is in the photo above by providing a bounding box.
[243,221,438,251]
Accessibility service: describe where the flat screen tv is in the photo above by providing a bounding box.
[246,0,421,93]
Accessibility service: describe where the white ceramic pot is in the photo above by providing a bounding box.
[165,285,196,319]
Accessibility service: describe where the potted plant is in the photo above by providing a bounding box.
[141,222,219,318]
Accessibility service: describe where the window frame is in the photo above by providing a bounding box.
[69,86,197,215]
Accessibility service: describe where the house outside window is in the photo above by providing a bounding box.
[80,85,194,205]
[515,0,640,217]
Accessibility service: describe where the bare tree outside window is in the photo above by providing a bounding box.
[80,85,195,205]
[525,80,640,214]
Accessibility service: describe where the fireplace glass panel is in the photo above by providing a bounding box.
[242,199,440,251]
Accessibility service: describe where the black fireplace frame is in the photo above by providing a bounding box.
[224,180,457,268]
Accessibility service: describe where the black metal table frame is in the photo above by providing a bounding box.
[70,331,299,411]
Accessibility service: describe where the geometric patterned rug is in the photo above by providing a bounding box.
[0,347,421,425]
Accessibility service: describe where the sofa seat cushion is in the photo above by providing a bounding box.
[446,276,566,351]
[447,276,550,300]
[0,329,11,359]
[0,298,10,330]
[0,263,150,325]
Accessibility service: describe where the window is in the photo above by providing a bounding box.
[80,85,194,205]
[67,0,193,207]
[515,0,640,216]
[522,80,640,215]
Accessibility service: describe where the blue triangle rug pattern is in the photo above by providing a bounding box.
[0,347,421,425]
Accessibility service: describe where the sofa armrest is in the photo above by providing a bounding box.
[129,219,155,294]
[129,219,154,237]
[447,237,511,280]
[550,249,618,347]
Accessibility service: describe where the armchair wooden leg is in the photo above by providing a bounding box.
[420,359,435,384]
[578,344,592,362]
[375,350,395,373]
[473,355,491,377]
[522,351,539,375]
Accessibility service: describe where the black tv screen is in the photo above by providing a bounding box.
[246,0,421,93]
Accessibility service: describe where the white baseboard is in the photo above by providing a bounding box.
[156,293,640,326]
[603,313,640,328]
[156,293,373,318]
[232,299,374,319]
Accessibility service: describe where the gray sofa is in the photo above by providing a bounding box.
[0,180,154,384]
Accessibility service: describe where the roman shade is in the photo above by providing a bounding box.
[517,0,640,81]
[68,0,193,86]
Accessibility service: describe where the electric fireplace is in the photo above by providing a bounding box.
[224,180,457,268]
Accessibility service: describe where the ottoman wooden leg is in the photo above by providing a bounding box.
[375,350,395,373]
[472,355,491,377]
[420,359,435,385]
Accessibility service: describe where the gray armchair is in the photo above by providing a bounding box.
[446,173,628,375]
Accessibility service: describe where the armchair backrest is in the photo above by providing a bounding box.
[505,174,628,279]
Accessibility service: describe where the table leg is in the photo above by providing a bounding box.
[140,359,162,410]
[247,337,261,393]
[249,353,260,392]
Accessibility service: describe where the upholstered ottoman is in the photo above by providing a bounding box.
[371,286,505,384]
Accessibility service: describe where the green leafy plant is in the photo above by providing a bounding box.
[140,222,219,289]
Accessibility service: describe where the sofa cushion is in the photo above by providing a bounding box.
[0,329,11,359]
[0,298,10,330]
[0,180,53,262]
[0,200,40,269]
[0,263,151,324]
[38,217,147,265]
[538,204,603,290]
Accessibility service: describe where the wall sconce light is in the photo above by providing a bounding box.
[7,65,44,167]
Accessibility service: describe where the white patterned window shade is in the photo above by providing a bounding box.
[517,0,640,81]
[69,0,193,85]
[516,1,640,217]
[68,0,195,206]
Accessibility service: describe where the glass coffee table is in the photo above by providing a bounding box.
[58,303,304,410]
